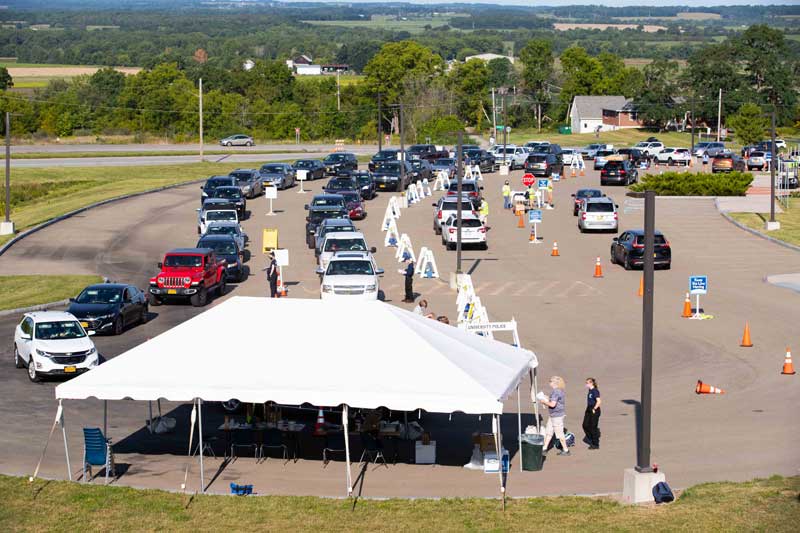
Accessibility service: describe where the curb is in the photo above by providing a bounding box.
[0,178,205,257]
[0,299,70,318]
[715,198,800,254]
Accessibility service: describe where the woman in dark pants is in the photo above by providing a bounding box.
[582,377,602,449]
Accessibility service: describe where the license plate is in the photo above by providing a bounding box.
[64,366,76,373]
[167,289,177,294]
[654,253,658,258]
[80,321,88,328]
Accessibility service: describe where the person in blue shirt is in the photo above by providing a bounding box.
[582,377,602,450]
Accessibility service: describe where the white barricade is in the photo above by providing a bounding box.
[382,204,396,231]
[421,178,432,197]
[433,170,449,191]
[470,165,483,181]
[415,246,439,278]
[395,233,415,262]
[384,218,400,247]
[499,165,510,176]
[389,196,401,218]
[402,191,409,208]
[406,183,420,205]
[416,181,426,199]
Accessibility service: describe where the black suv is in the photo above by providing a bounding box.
[353,170,376,200]
[324,176,359,194]
[305,206,349,248]
[196,234,246,283]
[201,175,236,204]
[369,149,406,172]
[600,160,638,186]
[611,230,671,270]
[616,148,644,166]
[464,149,496,173]
[208,186,246,218]
[323,152,359,175]
[409,159,433,183]
[373,161,413,191]
[293,159,326,180]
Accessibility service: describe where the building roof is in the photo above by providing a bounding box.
[465,53,515,64]
[572,96,628,119]
[293,54,313,64]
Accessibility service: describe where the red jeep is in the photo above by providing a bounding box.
[148,248,226,307]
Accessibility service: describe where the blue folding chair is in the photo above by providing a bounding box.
[82,428,115,484]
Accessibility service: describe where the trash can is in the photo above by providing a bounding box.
[558,126,572,135]
[520,434,544,471]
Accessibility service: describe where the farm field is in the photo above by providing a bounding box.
[1,61,141,91]
[301,14,465,33]
[553,23,667,32]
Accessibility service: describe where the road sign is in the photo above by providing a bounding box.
[528,209,542,224]
[689,275,708,295]
[537,178,550,189]
[522,173,535,187]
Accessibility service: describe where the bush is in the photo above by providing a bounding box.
[629,171,753,196]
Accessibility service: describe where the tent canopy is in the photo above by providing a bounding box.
[56,297,536,415]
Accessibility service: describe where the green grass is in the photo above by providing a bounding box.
[0,149,307,159]
[0,61,88,68]
[0,275,103,310]
[506,128,702,148]
[1,475,797,531]
[301,14,461,34]
[730,201,800,247]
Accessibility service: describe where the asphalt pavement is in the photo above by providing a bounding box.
[0,162,798,498]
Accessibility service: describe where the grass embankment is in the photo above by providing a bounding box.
[0,275,102,311]
[0,475,797,531]
[730,200,800,247]
[505,129,703,149]
[0,149,307,159]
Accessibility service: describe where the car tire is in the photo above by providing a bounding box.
[149,294,162,306]
[434,226,441,236]
[28,358,40,382]
[623,255,632,271]
[664,262,672,270]
[481,242,488,251]
[113,317,123,336]
[226,142,232,147]
[446,241,454,251]
[140,304,149,324]
[246,141,252,147]
[600,180,607,186]
[14,344,25,369]
[190,288,208,307]
[218,277,227,297]
[668,158,673,166]
[610,251,617,265]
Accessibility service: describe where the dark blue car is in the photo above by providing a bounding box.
[67,283,148,335]
[610,229,672,270]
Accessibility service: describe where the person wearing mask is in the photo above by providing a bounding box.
[539,376,570,456]
[264,252,279,298]
[413,299,428,315]
[479,198,490,228]
[401,257,415,303]
[582,378,602,450]
[502,181,512,210]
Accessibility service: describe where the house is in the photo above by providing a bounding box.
[464,53,515,64]
[285,54,313,71]
[295,64,322,76]
[602,100,643,130]
[570,96,643,134]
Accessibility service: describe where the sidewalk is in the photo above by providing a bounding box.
[716,173,785,213]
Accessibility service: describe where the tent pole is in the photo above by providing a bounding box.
[516,385,522,472]
[342,405,353,497]
[198,398,205,493]
[103,400,108,437]
[31,402,64,482]
[493,414,505,509]
[531,369,540,433]
[59,399,72,481]
[182,400,197,492]
[148,401,153,433]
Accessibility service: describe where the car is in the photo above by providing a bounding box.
[775,138,787,150]
[430,158,456,179]
[746,151,767,171]
[198,208,238,235]
[581,143,609,159]
[322,152,359,175]
[524,141,550,153]
[368,149,406,172]
[441,212,487,250]
[305,205,349,248]
[317,231,374,271]
[14,311,99,382]
[149,248,227,306]
[197,234,247,283]
[571,188,605,216]
[200,176,236,203]
[208,186,246,218]
[432,196,478,235]
[693,142,725,158]
[712,153,746,173]
[339,190,367,220]
[205,220,247,251]
[219,134,253,147]
[408,144,449,161]
[352,170,377,200]
[593,149,616,170]
[409,159,433,183]
[578,197,618,233]
[610,230,672,270]
[655,148,691,166]
[600,159,638,186]
[524,152,563,177]
[494,145,528,169]
[259,163,296,189]
[633,141,664,157]
[307,193,346,211]
[318,251,383,300]
[372,161,412,192]
[324,176,359,194]
[463,149,496,173]
[314,218,357,256]
[560,148,578,166]
[67,283,148,336]
[445,178,483,202]
[616,148,645,167]
[740,144,759,158]
[228,169,263,198]
[293,159,326,180]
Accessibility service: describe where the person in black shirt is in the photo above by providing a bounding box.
[582,377,602,449]
[402,257,415,303]
[265,252,279,298]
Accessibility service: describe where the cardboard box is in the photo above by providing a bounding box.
[483,449,509,473]
[415,441,436,464]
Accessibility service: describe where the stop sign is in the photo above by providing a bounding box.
[522,173,535,187]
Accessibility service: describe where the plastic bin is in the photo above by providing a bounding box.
[521,434,544,472]
[558,126,572,135]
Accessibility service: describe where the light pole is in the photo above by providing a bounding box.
[1,111,14,236]
[760,109,780,231]
[455,131,463,274]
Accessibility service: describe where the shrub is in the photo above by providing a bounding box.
[629,171,753,196]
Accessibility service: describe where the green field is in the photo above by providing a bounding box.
[1,475,798,532]
[0,149,306,160]
[0,275,103,311]
[730,200,800,247]
[302,14,464,34]
[504,128,701,148]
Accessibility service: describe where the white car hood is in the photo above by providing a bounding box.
[35,337,94,353]
[323,274,376,287]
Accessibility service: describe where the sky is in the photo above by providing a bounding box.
[302,1,798,5]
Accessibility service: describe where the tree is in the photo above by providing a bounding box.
[363,41,443,104]
[486,57,515,89]
[335,41,381,74]
[684,43,751,126]
[634,59,681,130]
[519,39,554,132]
[448,59,489,127]
[0,67,12,91]
[728,103,767,146]
[558,46,604,118]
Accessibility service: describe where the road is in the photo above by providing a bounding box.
[0,163,798,498]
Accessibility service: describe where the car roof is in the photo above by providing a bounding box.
[314,194,345,200]
[197,234,237,243]
[230,168,257,173]
[208,175,233,180]
[214,186,241,191]
[324,231,365,240]
[207,220,239,227]
[330,251,371,260]
[25,311,79,322]
[577,188,602,194]
[82,283,128,290]
[169,247,214,254]
[321,218,354,226]
[584,197,614,204]
[626,229,664,236]
[446,212,480,220]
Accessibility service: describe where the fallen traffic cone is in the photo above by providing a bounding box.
[681,293,692,318]
[782,347,796,375]
[740,322,753,347]
[313,408,326,435]
[696,380,725,394]
[517,210,525,228]
[551,241,559,257]
[593,257,603,278]
[637,277,644,297]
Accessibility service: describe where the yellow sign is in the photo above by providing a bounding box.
[262,228,279,253]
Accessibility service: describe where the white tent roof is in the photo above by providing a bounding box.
[56,297,536,414]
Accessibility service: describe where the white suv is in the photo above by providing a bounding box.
[198,209,238,235]
[578,197,618,233]
[14,311,99,382]
[318,252,384,300]
[655,148,691,166]
[634,141,664,157]
[441,213,488,250]
[318,231,373,272]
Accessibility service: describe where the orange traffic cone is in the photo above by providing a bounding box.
[313,408,326,435]
[571,167,576,177]
[551,241,559,257]
[681,293,692,318]
[695,380,725,394]
[517,210,525,228]
[637,277,644,297]
[579,166,585,177]
[593,257,603,278]
[276,269,287,297]
[529,229,536,243]
[740,322,753,347]
[782,347,796,375]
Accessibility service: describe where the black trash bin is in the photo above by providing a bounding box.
[521,434,544,471]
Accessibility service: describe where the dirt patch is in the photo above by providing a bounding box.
[554,23,667,32]
[7,66,141,77]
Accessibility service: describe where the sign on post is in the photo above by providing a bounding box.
[528,209,542,244]
[264,185,277,216]
[688,275,708,320]
[536,178,550,189]
[296,169,308,194]
[521,173,535,187]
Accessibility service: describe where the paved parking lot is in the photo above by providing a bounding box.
[0,160,798,497]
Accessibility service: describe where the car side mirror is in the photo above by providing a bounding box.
[87,330,96,336]
[570,194,575,197]
[196,208,201,212]
[69,297,75,302]
[376,268,385,275]
[21,333,31,340]
[304,204,309,210]
[370,247,377,253]
[615,204,619,208]
[157,262,163,269]
[612,237,619,242]
[431,203,437,207]
[305,217,310,223]
[315,267,324,275]
[200,186,203,189]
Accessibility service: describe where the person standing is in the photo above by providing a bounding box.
[502,180,512,210]
[402,257,415,303]
[539,376,570,456]
[479,198,489,228]
[582,378,601,449]
[265,252,279,298]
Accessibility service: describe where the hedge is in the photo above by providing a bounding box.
[629,171,753,196]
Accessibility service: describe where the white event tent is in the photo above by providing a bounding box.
[41,297,538,497]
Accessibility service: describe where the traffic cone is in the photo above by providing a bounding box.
[517,210,525,228]
[593,257,603,278]
[579,166,585,177]
[740,322,753,347]
[551,241,559,257]
[313,408,326,435]
[529,229,536,243]
[637,277,644,297]
[681,293,692,318]
[571,167,576,177]
[277,269,287,297]
[695,380,725,394]
[781,347,796,375]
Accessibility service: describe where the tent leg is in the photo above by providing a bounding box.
[103,400,108,437]
[60,400,72,481]
[343,405,353,497]
[493,414,505,508]
[198,399,205,493]
[517,385,523,472]
[531,369,541,433]
[31,402,64,482]
[147,401,153,433]
[182,400,197,492]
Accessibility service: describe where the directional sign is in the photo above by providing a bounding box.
[528,209,542,224]
[537,178,550,189]
[521,173,535,187]
[689,275,708,295]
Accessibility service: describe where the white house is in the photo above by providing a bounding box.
[295,64,322,76]
[464,53,515,64]
[570,96,627,134]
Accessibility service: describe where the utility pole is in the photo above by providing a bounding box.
[336,70,341,112]
[769,110,777,227]
[399,103,405,186]
[690,98,695,153]
[716,88,722,142]
[502,94,508,166]
[491,87,497,138]
[455,131,463,274]
[1,111,13,235]
[377,93,382,151]
[199,78,204,162]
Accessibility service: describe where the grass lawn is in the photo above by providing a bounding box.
[0,475,797,531]
[0,149,306,160]
[0,275,102,311]
[301,14,462,34]
[729,200,800,247]
[504,129,714,149]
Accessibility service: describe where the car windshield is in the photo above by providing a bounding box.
[355,175,371,185]
[341,192,360,203]
[586,202,614,213]
[597,150,614,157]
[528,155,547,162]
[207,225,236,236]
[450,182,477,192]
[199,241,237,255]
[324,154,346,162]
[751,152,765,157]
[376,163,400,174]
[295,160,315,168]
[261,165,286,174]
[212,188,241,199]
[374,151,397,159]
[411,161,426,169]
[577,190,603,199]
[326,260,374,276]
[435,159,454,166]
[75,288,123,304]
[164,255,203,267]
[451,218,482,228]
[325,238,367,252]
[605,161,624,168]
[310,210,345,224]
[229,172,252,181]
[441,201,473,211]
[326,180,354,190]
[207,211,236,221]
[206,178,231,189]
[35,321,86,340]
[313,197,344,207]
[634,235,667,245]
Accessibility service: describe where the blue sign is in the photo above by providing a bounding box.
[689,275,708,295]
[537,178,550,189]
[528,209,542,224]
